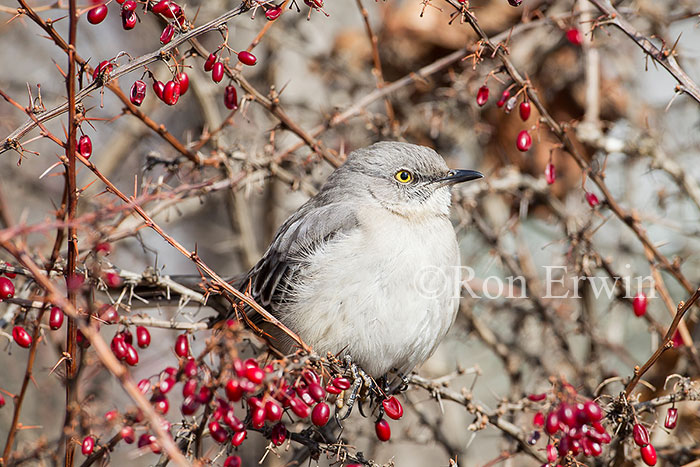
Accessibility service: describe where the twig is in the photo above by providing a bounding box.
[624,287,700,397]
[0,242,190,467]
[355,0,396,129]
[587,0,700,104]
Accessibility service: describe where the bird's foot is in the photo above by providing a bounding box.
[335,356,378,421]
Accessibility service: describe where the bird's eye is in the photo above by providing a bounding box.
[394,170,413,184]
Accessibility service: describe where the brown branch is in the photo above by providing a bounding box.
[624,287,700,397]
[408,374,547,464]
[587,0,700,105]
[0,242,190,466]
[355,0,396,129]
[1,2,253,163]
[63,0,80,464]
[71,152,311,353]
[442,0,695,297]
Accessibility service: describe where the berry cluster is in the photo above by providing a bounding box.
[475,85,535,153]
[527,386,611,465]
[85,0,263,113]
[69,316,406,461]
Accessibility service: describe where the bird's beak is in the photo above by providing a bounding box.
[435,169,484,186]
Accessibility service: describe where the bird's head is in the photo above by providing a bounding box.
[325,142,483,219]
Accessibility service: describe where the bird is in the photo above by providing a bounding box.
[237,141,483,379]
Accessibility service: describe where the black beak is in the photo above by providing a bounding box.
[436,169,484,185]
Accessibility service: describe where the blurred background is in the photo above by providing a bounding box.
[1,0,700,465]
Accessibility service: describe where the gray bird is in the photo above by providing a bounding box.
[239,141,483,378]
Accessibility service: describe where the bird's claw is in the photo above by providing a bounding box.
[335,356,378,421]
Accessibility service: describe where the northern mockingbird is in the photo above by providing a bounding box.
[239,142,483,378]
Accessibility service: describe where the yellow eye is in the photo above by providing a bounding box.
[394,170,413,184]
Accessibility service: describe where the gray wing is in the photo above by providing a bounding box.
[237,200,360,318]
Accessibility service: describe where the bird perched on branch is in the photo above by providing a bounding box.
[238,141,483,378]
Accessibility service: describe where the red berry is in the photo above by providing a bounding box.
[375,419,391,441]
[209,420,228,443]
[533,412,544,427]
[179,360,194,379]
[135,326,150,348]
[251,407,266,428]
[99,304,118,323]
[519,100,531,121]
[137,378,151,394]
[311,402,331,426]
[265,400,283,422]
[497,89,510,107]
[81,436,95,455]
[516,130,532,151]
[161,80,180,105]
[633,292,647,317]
[585,191,599,207]
[120,426,135,443]
[223,456,241,467]
[583,401,603,422]
[527,393,546,402]
[105,410,119,422]
[124,343,139,366]
[225,379,243,402]
[566,28,583,46]
[129,80,147,106]
[544,411,559,435]
[270,422,287,445]
[508,0,522,6]
[122,0,136,12]
[174,333,189,357]
[3,263,16,278]
[332,377,351,390]
[78,135,92,159]
[223,409,243,431]
[476,85,489,106]
[87,4,108,24]
[49,306,64,330]
[159,377,175,394]
[121,9,137,30]
[156,0,181,18]
[12,326,32,348]
[137,433,153,449]
[545,162,556,184]
[382,396,403,420]
[640,443,657,466]
[633,423,650,447]
[151,394,169,414]
[231,430,246,447]
[546,443,557,462]
[211,62,224,83]
[308,383,326,402]
[176,72,189,95]
[237,51,257,66]
[197,385,213,404]
[224,85,238,110]
[245,366,265,384]
[664,407,678,429]
[151,0,170,14]
[92,60,113,80]
[0,277,15,299]
[558,403,576,428]
[160,24,175,44]
[204,53,216,71]
[181,395,199,415]
[289,397,310,418]
[325,383,341,395]
[265,7,282,20]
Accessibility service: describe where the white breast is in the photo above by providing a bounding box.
[283,206,461,376]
